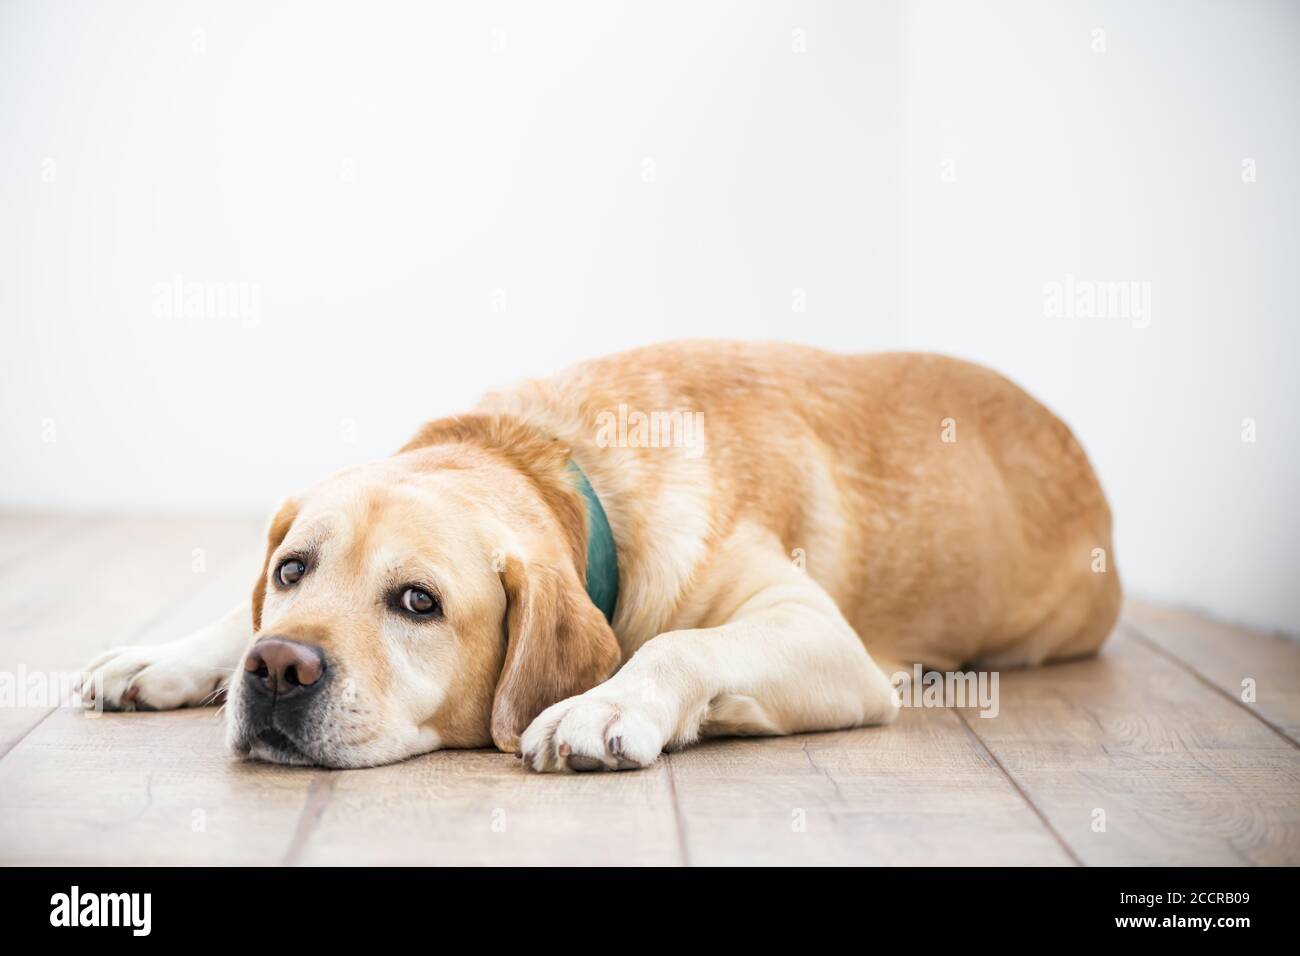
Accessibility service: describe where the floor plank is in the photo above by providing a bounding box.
[0,708,313,865]
[0,514,261,756]
[958,625,1300,865]
[0,512,86,573]
[667,708,1074,865]
[293,750,683,865]
[0,514,261,668]
[0,515,296,864]
[3,515,1299,865]
[1123,599,1300,744]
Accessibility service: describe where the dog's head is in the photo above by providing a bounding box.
[225,418,621,768]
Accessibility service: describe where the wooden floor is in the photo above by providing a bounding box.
[0,513,1297,866]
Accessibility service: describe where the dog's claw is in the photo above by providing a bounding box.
[518,695,664,773]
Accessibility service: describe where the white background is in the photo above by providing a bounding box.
[2,1,1297,633]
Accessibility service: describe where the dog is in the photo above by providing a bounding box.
[80,341,1121,771]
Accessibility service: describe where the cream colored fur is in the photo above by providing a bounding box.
[80,341,1120,772]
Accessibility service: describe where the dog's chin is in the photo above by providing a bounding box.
[249,727,319,766]
[228,724,321,767]
[226,699,447,768]
[229,724,426,769]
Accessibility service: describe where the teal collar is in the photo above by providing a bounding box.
[567,460,619,624]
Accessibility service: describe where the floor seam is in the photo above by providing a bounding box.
[0,706,59,764]
[1124,621,1300,751]
[801,739,845,820]
[663,753,692,867]
[953,707,1085,867]
[281,772,339,865]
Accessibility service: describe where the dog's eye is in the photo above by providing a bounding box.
[400,587,439,616]
[277,558,306,586]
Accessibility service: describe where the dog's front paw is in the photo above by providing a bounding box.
[79,643,228,712]
[519,692,666,773]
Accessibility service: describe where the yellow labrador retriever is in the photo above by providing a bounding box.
[81,341,1120,771]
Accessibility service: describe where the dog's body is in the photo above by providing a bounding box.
[83,341,1120,771]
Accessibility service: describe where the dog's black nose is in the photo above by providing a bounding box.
[243,638,326,699]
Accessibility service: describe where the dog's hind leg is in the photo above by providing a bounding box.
[78,600,253,711]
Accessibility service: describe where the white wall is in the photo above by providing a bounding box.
[895,0,1300,634]
[2,1,1297,632]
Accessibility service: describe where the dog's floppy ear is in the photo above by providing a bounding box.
[491,555,621,752]
[250,497,298,632]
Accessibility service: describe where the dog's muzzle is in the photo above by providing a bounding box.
[237,637,328,762]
